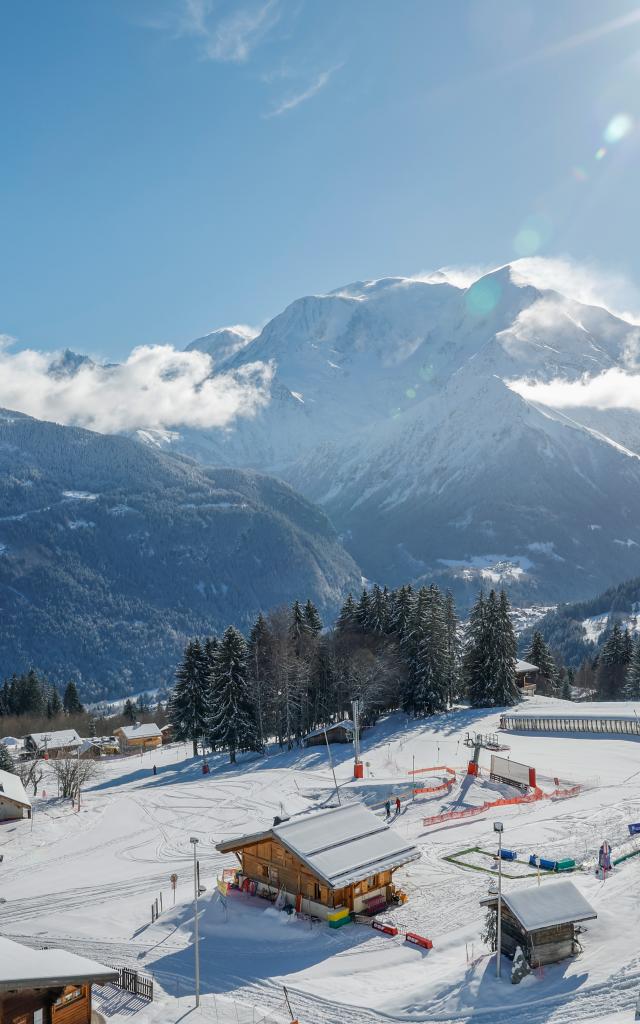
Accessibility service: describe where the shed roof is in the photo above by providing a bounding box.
[0,937,118,991]
[515,659,539,674]
[116,723,162,740]
[482,880,597,931]
[28,729,81,751]
[304,719,355,741]
[0,768,31,810]
[218,803,420,889]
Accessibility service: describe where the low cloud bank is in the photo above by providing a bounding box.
[509,367,640,411]
[0,338,273,434]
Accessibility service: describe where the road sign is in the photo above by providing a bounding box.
[170,873,178,889]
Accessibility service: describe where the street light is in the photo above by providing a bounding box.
[494,821,503,978]
[190,837,200,1006]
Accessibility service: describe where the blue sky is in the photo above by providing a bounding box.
[2,0,640,359]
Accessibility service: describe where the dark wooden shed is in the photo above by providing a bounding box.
[481,880,597,967]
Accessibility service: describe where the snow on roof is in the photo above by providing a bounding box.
[515,659,539,674]
[272,803,421,889]
[117,723,162,739]
[0,768,30,809]
[28,729,81,751]
[504,697,640,722]
[0,937,118,990]
[304,719,355,740]
[0,736,23,748]
[486,880,597,932]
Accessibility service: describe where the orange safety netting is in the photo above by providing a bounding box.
[422,783,581,827]
[412,766,457,796]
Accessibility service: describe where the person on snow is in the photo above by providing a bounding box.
[152,764,157,776]
[395,796,401,815]
[385,799,391,818]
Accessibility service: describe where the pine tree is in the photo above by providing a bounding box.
[367,584,388,636]
[443,591,461,706]
[623,636,640,700]
[303,600,323,637]
[123,698,137,724]
[209,626,259,763]
[481,907,496,951]
[598,623,629,700]
[401,587,430,713]
[525,630,558,696]
[289,600,308,657]
[247,613,272,749]
[490,591,519,706]
[48,686,63,718]
[388,585,413,642]
[0,743,14,773]
[63,680,84,715]
[336,594,357,634]
[463,591,489,707]
[511,945,530,984]
[168,639,210,756]
[413,586,448,715]
[355,588,371,632]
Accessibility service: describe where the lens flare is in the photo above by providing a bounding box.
[513,213,552,257]
[572,166,588,182]
[595,146,607,160]
[405,387,417,399]
[465,277,502,316]
[604,113,633,144]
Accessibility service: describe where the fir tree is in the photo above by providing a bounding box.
[491,591,519,706]
[303,600,323,637]
[511,946,530,984]
[463,591,489,707]
[443,591,461,706]
[63,680,84,715]
[123,698,137,724]
[247,613,272,749]
[623,637,640,700]
[389,585,413,642]
[355,588,371,632]
[289,600,308,657]
[336,594,357,634]
[367,584,388,636]
[47,686,63,718]
[0,743,14,773]
[525,630,559,696]
[464,591,518,708]
[481,907,496,952]
[168,639,210,756]
[209,626,259,763]
[413,586,448,715]
[598,623,630,700]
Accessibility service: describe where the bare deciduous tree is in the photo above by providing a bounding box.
[17,759,44,796]
[48,757,101,799]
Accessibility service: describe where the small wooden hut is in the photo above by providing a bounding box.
[0,769,31,821]
[302,720,355,747]
[114,723,162,754]
[481,880,597,967]
[515,659,539,696]
[217,803,420,920]
[0,936,118,1024]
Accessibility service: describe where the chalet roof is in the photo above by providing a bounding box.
[0,937,118,991]
[0,768,31,810]
[515,659,539,675]
[482,880,597,932]
[0,736,23,748]
[116,723,162,740]
[28,729,82,752]
[303,719,355,741]
[218,803,421,890]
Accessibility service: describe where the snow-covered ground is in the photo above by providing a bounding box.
[2,700,640,1024]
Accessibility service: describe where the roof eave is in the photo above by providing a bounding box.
[0,970,119,991]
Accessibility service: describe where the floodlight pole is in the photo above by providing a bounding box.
[190,837,200,1006]
[494,822,503,978]
[323,729,341,806]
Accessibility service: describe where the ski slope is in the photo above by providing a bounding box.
[2,698,640,1023]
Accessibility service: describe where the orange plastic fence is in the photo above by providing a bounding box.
[409,765,456,776]
[412,766,457,797]
[422,783,581,827]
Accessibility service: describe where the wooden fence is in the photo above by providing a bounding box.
[113,967,153,1001]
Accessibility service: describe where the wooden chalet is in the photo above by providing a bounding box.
[481,880,597,967]
[515,659,539,696]
[302,719,355,747]
[0,936,118,1024]
[0,769,31,822]
[25,731,82,760]
[160,724,175,745]
[114,723,162,754]
[217,803,420,921]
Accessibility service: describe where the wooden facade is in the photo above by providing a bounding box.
[303,722,354,747]
[114,727,162,754]
[483,898,584,967]
[227,834,394,917]
[0,983,92,1024]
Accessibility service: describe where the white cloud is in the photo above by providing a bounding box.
[179,0,280,62]
[509,368,640,412]
[509,257,640,324]
[265,64,342,117]
[0,340,273,434]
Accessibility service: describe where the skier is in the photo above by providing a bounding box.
[384,799,391,818]
[152,764,157,776]
[395,796,401,815]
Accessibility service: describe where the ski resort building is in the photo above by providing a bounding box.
[0,769,31,821]
[25,730,82,759]
[114,723,162,753]
[302,719,355,746]
[500,700,640,736]
[217,803,420,921]
[481,880,597,967]
[515,660,539,696]
[0,937,118,1024]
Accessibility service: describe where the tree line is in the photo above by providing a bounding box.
[0,671,84,719]
[169,584,546,763]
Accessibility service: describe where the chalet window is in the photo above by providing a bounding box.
[261,864,269,878]
[55,988,83,1006]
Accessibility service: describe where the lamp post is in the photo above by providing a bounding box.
[190,837,200,1006]
[494,821,503,978]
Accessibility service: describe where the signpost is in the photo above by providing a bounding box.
[494,821,504,978]
[170,872,178,906]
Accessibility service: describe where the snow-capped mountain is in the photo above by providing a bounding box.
[145,263,640,603]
